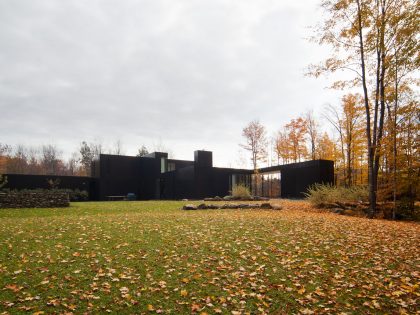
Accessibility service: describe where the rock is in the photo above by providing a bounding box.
[197,203,208,209]
[182,204,197,210]
[223,195,234,201]
[343,202,358,208]
[204,196,223,202]
[252,196,270,201]
[272,205,283,210]
[343,209,356,216]
[332,208,344,214]
[238,204,252,209]
[207,204,219,209]
[182,199,189,201]
[222,203,239,209]
[260,203,273,209]
[335,201,347,209]
[321,202,341,209]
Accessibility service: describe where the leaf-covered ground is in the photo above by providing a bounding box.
[0,200,418,314]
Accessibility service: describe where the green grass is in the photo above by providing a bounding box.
[0,201,418,314]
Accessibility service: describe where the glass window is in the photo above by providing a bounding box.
[161,158,166,173]
[168,162,176,172]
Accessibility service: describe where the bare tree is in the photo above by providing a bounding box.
[113,139,124,155]
[67,152,80,176]
[0,143,11,156]
[41,144,61,175]
[27,146,41,175]
[0,143,11,173]
[137,145,149,157]
[305,111,319,160]
[79,141,102,176]
[240,120,267,171]
[153,139,174,158]
[7,145,28,174]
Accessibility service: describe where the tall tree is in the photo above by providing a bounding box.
[285,117,308,163]
[384,1,419,217]
[67,152,81,176]
[41,145,61,175]
[274,130,292,164]
[27,147,41,175]
[137,145,149,157]
[316,132,336,161]
[341,94,365,186]
[7,145,28,174]
[113,139,124,155]
[305,111,319,160]
[324,104,346,182]
[0,143,11,173]
[240,120,267,170]
[79,141,102,176]
[310,0,418,217]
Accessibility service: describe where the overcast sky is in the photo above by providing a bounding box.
[0,0,341,168]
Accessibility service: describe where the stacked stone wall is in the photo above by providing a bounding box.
[0,192,69,208]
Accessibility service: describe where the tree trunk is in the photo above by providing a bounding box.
[356,0,376,217]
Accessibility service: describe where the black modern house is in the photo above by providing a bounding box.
[3,150,334,200]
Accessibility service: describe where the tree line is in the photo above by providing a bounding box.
[312,0,419,217]
[0,141,151,177]
[242,0,419,217]
[242,89,418,214]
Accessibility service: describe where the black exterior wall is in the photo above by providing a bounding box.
[278,160,334,198]
[3,151,334,200]
[92,154,164,200]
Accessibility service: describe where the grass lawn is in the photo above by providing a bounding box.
[0,200,418,314]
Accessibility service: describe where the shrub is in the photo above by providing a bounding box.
[0,174,7,190]
[395,197,419,221]
[47,178,61,189]
[231,184,252,200]
[304,184,368,207]
[65,189,89,202]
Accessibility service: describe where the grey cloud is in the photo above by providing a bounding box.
[0,0,338,167]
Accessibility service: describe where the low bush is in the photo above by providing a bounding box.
[231,184,252,200]
[65,189,89,202]
[305,184,368,207]
[0,174,7,190]
[395,197,419,221]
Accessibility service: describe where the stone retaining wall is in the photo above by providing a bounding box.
[0,191,70,208]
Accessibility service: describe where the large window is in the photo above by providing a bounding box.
[160,158,166,173]
[251,172,281,198]
[167,162,176,172]
[229,174,251,191]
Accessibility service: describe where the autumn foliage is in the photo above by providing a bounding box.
[309,0,419,217]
